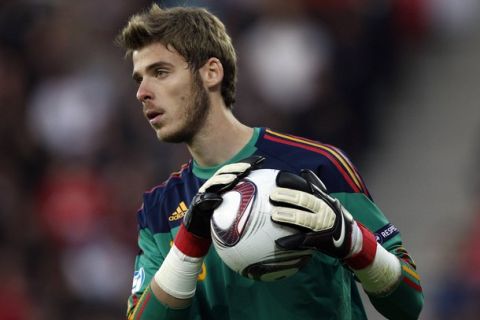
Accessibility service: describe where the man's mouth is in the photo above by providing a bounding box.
[146,110,164,123]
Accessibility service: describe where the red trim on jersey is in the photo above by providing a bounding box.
[264,133,361,193]
[328,144,370,196]
[400,256,415,269]
[131,294,139,309]
[403,276,423,292]
[174,224,211,257]
[170,163,190,178]
[145,163,190,194]
[134,290,151,319]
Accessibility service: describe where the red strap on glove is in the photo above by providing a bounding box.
[174,224,212,258]
[343,223,377,270]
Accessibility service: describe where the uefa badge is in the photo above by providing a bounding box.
[131,267,145,294]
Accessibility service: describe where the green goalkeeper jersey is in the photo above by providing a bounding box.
[127,128,424,320]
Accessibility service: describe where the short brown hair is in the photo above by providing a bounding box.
[116,4,237,108]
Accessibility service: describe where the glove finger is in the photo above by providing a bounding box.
[215,162,252,176]
[272,205,336,232]
[276,171,310,192]
[239,155,265,168]
[196,193,224,212]
[214,156,264,176]
[275,233,307,250]
[270,187,328,214]
[234,155,265,180]
[300,170,340,206]
[199,173,237,193]
[300,169,328,193]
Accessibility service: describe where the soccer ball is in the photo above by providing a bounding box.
[210,169,313,281]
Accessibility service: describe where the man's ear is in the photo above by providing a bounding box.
[198,57,224,90]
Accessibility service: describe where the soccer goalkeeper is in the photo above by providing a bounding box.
[117,4,423,319]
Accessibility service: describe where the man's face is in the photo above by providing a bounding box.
[132,42,210,143]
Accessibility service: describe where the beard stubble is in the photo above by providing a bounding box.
[160,71,211,144]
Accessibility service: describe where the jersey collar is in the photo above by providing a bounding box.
[192,127,260,179]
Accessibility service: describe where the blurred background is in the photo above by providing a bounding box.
[1,0,479,319]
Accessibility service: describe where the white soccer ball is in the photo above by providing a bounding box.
[210,169,313,281]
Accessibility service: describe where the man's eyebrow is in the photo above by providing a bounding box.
[132,61,174,80]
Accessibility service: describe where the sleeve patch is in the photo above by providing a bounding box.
[131,267,145,294]
[374,223,399,244]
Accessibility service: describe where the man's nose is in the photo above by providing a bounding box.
[136,79,153,102]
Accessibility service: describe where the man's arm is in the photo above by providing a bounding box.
[126,226,192,320]
[334,191,423,320]
[150,281,191,308]
[364,245,423,320]
[127,156,264,319]
[270,170,423,319]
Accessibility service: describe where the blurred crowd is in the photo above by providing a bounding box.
[0,0,476,319]
[434,138,480,320]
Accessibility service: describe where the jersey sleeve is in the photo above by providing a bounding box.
[332,189,424,320]
[312,145,423,318]
[126,204,192,320]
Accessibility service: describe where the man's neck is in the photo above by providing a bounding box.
[187,108,253,168]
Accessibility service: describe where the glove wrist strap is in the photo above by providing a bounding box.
[343,222,377,269]
[344,223,402,295]
[174,224,211,258]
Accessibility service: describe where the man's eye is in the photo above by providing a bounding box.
[155,69,168,78]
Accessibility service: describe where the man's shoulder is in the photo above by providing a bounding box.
[138,162,196,233]
[257,129,369,195]
[142,162,192,201]
[258,128,346,167]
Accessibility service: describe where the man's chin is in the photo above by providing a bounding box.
[156,128,193,144]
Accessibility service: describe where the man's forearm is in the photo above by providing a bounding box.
[128,284,192,320]
[153,243,204,301]
[150,280,192,309]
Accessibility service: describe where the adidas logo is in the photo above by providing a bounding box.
[168,201,188,221]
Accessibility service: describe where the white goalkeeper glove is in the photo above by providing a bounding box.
[155,156,265,299]
[270,170,401,294]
